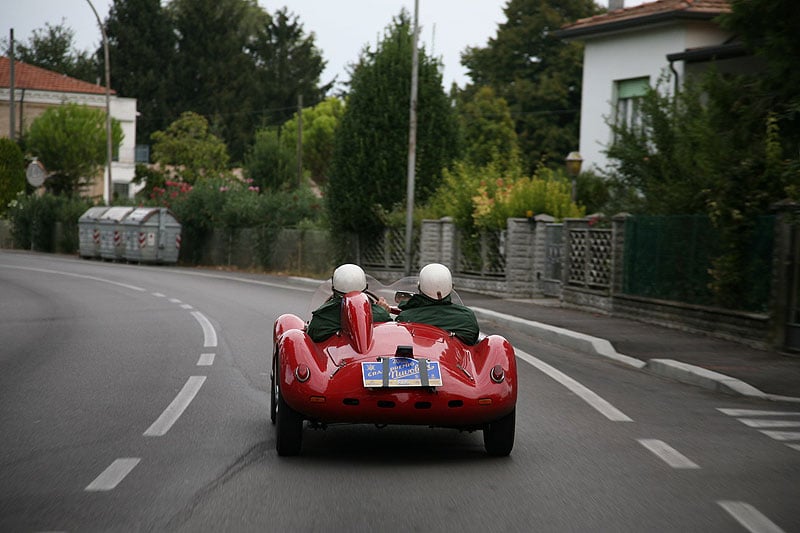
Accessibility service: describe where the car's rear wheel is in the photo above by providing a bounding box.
[276,387,303,456]
[483,408,515,457]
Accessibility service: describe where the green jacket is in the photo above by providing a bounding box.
[306,295,392,343]
[395,293,480,345]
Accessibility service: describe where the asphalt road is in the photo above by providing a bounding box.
[1,251,798,532]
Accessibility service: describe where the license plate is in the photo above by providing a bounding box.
[361,358,442,387]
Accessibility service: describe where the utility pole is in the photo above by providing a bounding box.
[297,94,303,188]
[404,0,419,276]
[9,29,15,141]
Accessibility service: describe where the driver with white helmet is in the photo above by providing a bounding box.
[396,263,479,345]
[306,263,392,342]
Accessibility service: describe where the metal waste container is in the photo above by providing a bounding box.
[122,207,182,264]
[78,206,110,259]
[99,206,135,261]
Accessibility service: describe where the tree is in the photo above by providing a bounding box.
[456,86,520,170]
[461,0,602,173]
[719,0,800,159]
[26,104,123,197]
[0,139,26,216]
[5,21,98,82]
[248,8,331,127]
[151,111,230,184]
[277,97,344,185]
[167,0,269,163]
[165,1,328,163]
[105,0,176,145]
[327,11,459,239]
[605,70,795,308]
[244,127,296,192]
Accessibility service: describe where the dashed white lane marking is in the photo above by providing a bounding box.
[197,353,215,366]
[169,298,182,304]
[85,458,141,491]
[515,348,632,422]
[637,439,700,469]
[758,430,800,441]
[786,444,800,452]
[718,501,786,533]
[739,419,800,428]
[143,376,206,437]
[152,292,165,297]
[180,304,193,310]
[0,265,145,292]
[718,408,800,417]
[190,311,218,348]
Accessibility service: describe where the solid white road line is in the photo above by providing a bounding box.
[197,353,215,366]
[515,348,633,422]
[738,419,800,428]
[85,458,141,491]
[190,311,218,348]
[718,408,800,417]
[143,376,206,437]
[718,501,786,533]
[637,439,700,469]
[0,265,145,292]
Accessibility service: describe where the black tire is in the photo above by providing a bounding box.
[276,389,303,456]
[269,353,277,425]
[483,409,515,457]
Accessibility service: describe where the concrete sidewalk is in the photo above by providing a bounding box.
[461,292,800,403]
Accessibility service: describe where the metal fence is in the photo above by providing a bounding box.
[360,227,418,271]
[566,226,612,290]
[622,215,774,312]
[455,230,506,278]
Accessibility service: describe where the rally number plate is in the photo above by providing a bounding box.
[361,358,442,388]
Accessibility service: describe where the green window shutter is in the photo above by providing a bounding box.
[617,77,650,99]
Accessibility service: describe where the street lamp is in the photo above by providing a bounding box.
[86,0,112,205]
[565,151,583,203]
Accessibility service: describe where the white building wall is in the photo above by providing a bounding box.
[578,22,734,173]
[109,96,139,196]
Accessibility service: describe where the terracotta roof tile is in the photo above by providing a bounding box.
[0,56,114,95]
[563,0,730,32]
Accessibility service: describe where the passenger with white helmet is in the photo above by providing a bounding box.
[306,263,392,342]
[396,263,480,345]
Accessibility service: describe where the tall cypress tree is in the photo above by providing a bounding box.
[328,10,458,239]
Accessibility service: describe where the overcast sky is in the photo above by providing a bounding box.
[4,0,643,90]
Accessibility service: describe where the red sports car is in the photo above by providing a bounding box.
[270,276,517,456]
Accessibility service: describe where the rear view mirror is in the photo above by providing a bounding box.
[394,291,414,305]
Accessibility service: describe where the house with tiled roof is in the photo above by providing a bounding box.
[0,56,139,200]
[554,0,758,172]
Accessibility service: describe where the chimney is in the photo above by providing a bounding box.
[609,0,624,10]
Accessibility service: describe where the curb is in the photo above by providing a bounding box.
[472,307,800,404]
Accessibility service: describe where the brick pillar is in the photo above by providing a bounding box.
[419,217,456,269]
[532,214,555,295]
[505,217,537,297]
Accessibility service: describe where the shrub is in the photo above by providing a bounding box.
[6,193,92,252]
[0,139,26,217]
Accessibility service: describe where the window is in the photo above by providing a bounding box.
[614,77,650,134]
[112,182,130,200]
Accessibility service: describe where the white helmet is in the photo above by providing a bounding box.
[332,263,367,294]
[419,263,452,300]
